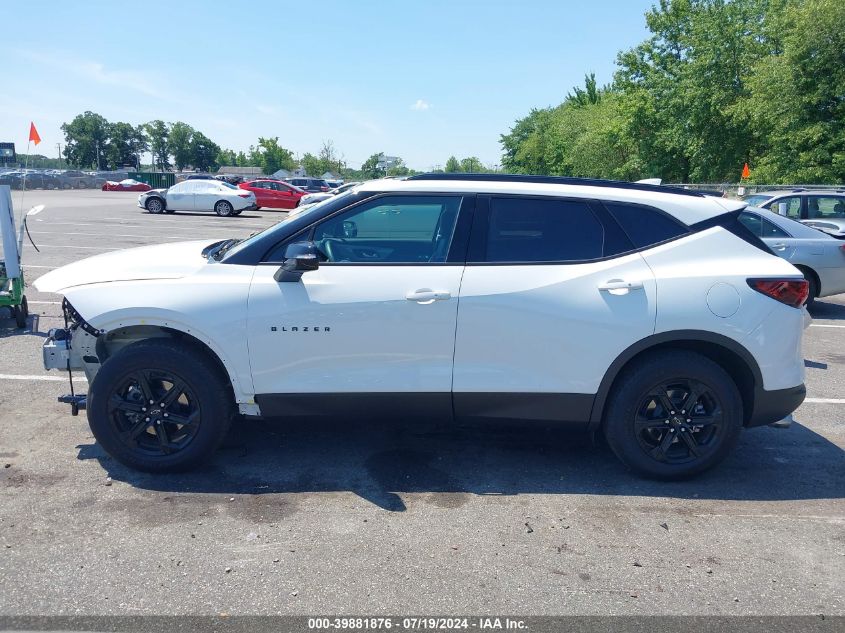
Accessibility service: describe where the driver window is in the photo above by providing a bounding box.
[312,195,462,263]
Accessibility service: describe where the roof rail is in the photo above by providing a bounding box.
[791,188,807,192]
[406,173,707,198]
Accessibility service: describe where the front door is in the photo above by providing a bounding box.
[167,181,195,210]
[247,194,469,415]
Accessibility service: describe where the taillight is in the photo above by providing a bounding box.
[747,279,809,308]
[321,186,329,192]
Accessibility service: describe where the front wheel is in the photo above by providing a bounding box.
[603,350,742,479]
[145,197,165,214]
[87,339,233,473]
[214,200,234,217]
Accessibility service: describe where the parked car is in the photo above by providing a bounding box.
[237,179,308,210]
[215,174,243,185]
[743,189,845,239]
[102,179,152,192]
[59,170,98,189]
[738,207,845,306]
[37,174,808,478]
[299,181,362,206]
[137,180,256,216]
[183,173,217,181]
[285,177,330,193]
[326,180,344,189]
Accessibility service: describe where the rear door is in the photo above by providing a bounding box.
[453,195,657,423]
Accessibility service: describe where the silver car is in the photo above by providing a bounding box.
[743,189,845,239]
[739,207,845,306]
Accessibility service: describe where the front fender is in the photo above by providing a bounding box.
[62,275,256,406]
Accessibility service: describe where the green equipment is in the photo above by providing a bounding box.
[0,185,42,328]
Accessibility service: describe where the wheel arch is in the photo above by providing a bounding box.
[589,330,762,430]
[145,195,166,210]
[793,264,820,297]
[93,321,250,406]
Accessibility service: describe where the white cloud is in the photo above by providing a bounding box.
[410,99,431,111]
[19,50,166,99]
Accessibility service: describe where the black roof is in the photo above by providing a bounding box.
[406,173,707,198]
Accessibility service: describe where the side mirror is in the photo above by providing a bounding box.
[274,242,319,282]
[777,202,788,216]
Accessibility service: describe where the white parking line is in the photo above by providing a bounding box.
[810,324,845,329]
[804,397,845,404]
[28,231,185,240]
[27,301,61,305]
[0,373,87,382]
[23,265,56,269]
[25,245,120,250]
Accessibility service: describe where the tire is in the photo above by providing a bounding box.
[145,197,165,214]
[214,200,234,217]
[603,350,743,480]
[14,296,28,329]
[254,206,261,211]
[232,209,243,216]
[87,339,234,473]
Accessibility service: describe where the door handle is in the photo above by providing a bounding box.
[406,289,451,303]
[598,279,644,294]
[771,242,788,250]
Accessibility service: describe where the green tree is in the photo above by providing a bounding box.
[105,122,147,170]
[144,120,170,171]
[444,156,461,173]
[741,0,845,182]
[255,137,295,175]
[459,157,484,173]
[216,149,237,167]
[190,131,220,172]
[61,111,110,169]
[360,153,386,179]
[168,122,195,171]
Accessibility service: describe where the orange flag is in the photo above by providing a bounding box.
[741,162,750,179]
[29,122,41,145]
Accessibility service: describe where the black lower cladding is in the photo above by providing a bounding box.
[254,392,594,428]
[747,383,806,427]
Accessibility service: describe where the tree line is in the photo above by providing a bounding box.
[501,0,845,184]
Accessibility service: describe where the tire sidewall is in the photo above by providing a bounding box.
[87,340,232,473]
[146,198,164,214]
[604,351,743,479]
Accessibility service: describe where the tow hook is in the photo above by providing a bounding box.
[58,394,87,416]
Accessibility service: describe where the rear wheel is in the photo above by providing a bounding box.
[14,296,28,329]
[87,339,233,473]
[603,350,742,479]
[214,200,234,217]
[145,197,165,214]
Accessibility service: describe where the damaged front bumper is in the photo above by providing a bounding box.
[42,299,103,415]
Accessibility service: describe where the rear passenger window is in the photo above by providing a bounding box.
[604,202,688,248]
[485,197,604,263]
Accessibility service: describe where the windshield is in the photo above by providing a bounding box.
[220,190,357,260]
[219,181,237,189]
[743,194,773,206]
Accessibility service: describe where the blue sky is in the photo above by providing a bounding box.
[4,0,654,170]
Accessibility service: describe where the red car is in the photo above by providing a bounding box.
[102,179,152,192]
[238,179,308,210]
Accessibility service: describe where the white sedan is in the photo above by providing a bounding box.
[138,180,256,217]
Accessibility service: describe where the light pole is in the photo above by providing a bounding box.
[56,143,62,167]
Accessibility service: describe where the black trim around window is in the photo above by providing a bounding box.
[256,192,477,266]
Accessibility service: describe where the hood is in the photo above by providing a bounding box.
[34,239,219,293]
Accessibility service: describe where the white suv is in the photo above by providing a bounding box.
[36,175,809,479]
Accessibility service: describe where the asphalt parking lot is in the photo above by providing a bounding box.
[0,190,842,616]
